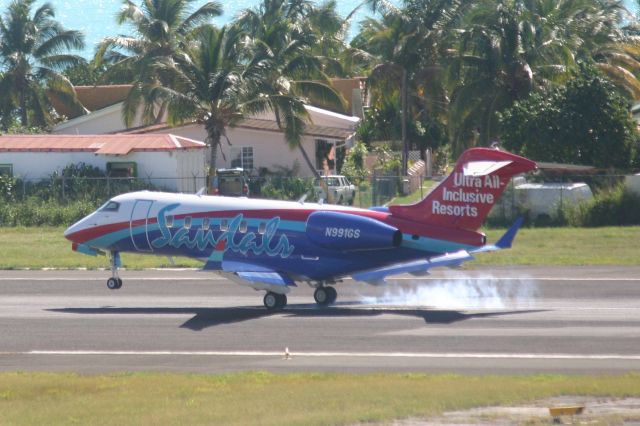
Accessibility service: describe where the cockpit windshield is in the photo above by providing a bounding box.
[99,201,120,212]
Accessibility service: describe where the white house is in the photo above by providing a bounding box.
[51,85,361,177]
[0,134,206,192]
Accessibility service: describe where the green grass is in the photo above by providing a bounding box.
[390,178,438,205]
[1,225,639,269]
[0,227,201,269]
[0,372,638,425]
[477,226,640,266]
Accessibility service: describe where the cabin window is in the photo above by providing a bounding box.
[184,216,192,229]
[166,215,174,227]
[258,222,266,235]
[0,164,13,177]
[220,219,229,231]
[202,218,210,230]
[239,220,248,233]
[107,162,137,178]
[100,201,120,212]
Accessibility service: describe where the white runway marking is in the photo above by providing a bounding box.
[5,350,640,360]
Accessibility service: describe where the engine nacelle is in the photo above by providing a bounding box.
[306,211,402,251]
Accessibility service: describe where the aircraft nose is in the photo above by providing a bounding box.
[64,213,95,243]
[64,221,82,242]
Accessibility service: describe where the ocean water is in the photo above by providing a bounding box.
[0,0,379,58]
[0,0,637,59]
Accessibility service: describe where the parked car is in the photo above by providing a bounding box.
[210,168,249,197]
[314,175,356,205]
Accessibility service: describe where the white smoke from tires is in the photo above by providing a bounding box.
[359,274,538,309]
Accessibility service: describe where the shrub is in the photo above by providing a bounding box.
[561,184,640,226]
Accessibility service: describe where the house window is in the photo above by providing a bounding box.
[107,162,137,178]
[0,164,13,177]
[230,147,254,171]
[315,140,345,173]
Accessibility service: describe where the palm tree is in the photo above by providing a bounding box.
[354,0,464,172]
[447,0,636,154]
[150,25,250,177]
[236,0,345,177]
[95,0,223,126]
[0,0,85,129]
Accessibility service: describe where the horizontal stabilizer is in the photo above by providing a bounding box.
[352,250,473,283]
[471,217,524,254]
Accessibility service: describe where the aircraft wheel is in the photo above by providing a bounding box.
[314,287,334,306]
[325,286,337,304]
[279,294,288,308]
[264,292,286,310]
[107,277,121,290]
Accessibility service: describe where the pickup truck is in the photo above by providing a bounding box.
[314,175,356,205]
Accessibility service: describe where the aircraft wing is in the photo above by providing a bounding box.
[352,250,474,284]
[352,218,524,284]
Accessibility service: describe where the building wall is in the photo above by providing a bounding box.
[1,151,204,192]
[146,124,319,177]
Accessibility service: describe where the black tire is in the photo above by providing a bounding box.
[116,278,123,289]
[325,286,337,304]
[314,287,330,306]
[264,292,286,310]
[107,277,120,290]
[278,294,288,308]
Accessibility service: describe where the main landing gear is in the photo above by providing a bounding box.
[263,292,287,310]
[313,286,337,306]
[107,251,122,290]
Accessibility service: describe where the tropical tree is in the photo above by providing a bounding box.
[353,0,463,171]
[448,0,639,155]
[0,0,85,129]
[500,64,637,169]
[150,25,250,177]
[236,0,345,177]
[95,0,223,126]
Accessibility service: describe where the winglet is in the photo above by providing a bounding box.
[495,217,524,249]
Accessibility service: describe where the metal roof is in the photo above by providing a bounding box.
[118,118,356,140]
[0,134,206,155]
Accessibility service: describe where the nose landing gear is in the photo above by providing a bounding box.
[107,251,123,290]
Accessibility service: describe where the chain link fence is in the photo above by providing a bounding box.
[2,171,639,227]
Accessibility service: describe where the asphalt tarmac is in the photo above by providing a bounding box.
[1,266,639,374]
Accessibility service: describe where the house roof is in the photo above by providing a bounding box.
[0,134,206,155]
[48,84,134,119]
[117,118,357,140]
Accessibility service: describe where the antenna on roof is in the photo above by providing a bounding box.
[297,194,307,204]
[196,187,206,196]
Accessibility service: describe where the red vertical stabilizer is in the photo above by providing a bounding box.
[389,148,537,231]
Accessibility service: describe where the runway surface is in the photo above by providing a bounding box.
[1,266,640,374]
